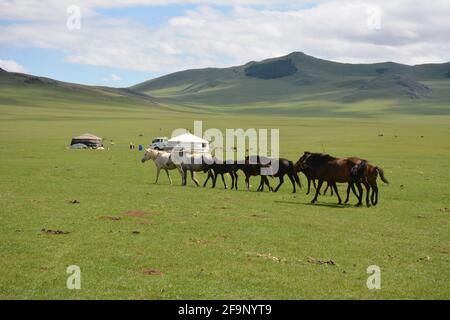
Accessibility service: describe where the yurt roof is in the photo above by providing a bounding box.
[72,133,102,140]
[168,133,208,144]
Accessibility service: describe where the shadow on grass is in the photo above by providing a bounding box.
[274,200,358,209]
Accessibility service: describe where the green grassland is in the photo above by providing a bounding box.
[1,72,450,299]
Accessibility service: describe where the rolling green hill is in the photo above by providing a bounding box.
[132,52,450,116]
[1,51,450,118]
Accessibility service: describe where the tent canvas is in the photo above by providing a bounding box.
[167,133,209,154]
[71,133,103,149]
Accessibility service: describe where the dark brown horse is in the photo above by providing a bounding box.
[295,152,332,195]
[296,152,368,206]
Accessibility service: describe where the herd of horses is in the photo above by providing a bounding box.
[141,149,389,207]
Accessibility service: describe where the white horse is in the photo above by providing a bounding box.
[141,148,183,184]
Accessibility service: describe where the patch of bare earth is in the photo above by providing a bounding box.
[124,210,156,217]
[307,257,336,266]
[248,252,287,263]
[142,268,164,276]
[98,216,121,221]
[41,228,70,235]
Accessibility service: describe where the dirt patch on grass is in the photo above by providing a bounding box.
[440,208,450,213]
[248,252,287,263]
[190,238,209,245]
[124,210,156,217]
[307,257,336,266]
[98,216,121,221]
[41,228,70,235]
[142,268,163,276]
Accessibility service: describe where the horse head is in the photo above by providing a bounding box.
[141,148,159,163]
[294,151,312,171]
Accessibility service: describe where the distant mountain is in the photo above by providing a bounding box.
[131,52,450,111]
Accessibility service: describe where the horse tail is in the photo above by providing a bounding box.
[376,166,389,184]
[289,161,302,188]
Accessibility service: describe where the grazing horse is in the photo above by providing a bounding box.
[235,156,273,191]
[257,158,301,193]
[175,153,215,187]
[297,152,368,206]
[343,164,389,206]
[203,159,239,189]
[141,148,183,184]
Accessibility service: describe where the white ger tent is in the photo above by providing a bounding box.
[167,132,209,154]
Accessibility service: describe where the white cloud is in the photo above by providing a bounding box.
[0,0,449,75]
[0,59,27,73]
[103,74,121,82]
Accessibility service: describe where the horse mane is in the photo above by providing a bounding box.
[307,153,337,166]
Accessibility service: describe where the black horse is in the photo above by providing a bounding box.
[203,159,239,189]
[257,158,301,193]
[235,156,273,191]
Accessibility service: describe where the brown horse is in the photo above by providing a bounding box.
[296,152,368,206]
[295,152,333,195]
[344,164,389,206]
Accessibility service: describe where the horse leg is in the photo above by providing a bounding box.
[258,177,264,191]
[332,182,342,204]
[165,169,172,185]
[264,176,273,192]
[230,172,235,190]
[355,182,363,207]
[364,181,371,207]
[182,170,187,186]
[203,171,211,187]
[212,171,218,188]
[288,174,296,193]
[191,170,200,187]
[221,173,227,189]
[312,180,323,204]
[371,183,379,206]
[274,174,284,192]
[344,183,352,204]
[155,167,161,184]
[245,175,250,191]
[234,172,239,190]
[307,178,311,195]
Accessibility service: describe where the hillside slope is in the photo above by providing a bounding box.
[132,52,450,115]
[0,68,162,112]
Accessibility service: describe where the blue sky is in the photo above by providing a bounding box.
[1,0,449,87]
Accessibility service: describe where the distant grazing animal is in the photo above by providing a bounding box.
[296,152,368,206]
[141,148,183,185]
[203,159,239,189]
[257,158,301,193]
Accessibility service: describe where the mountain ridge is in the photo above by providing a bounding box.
[131,52,449,109]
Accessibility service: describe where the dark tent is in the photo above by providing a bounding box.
[70,133,103,149]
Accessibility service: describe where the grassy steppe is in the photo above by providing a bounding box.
[0,85,449,299]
